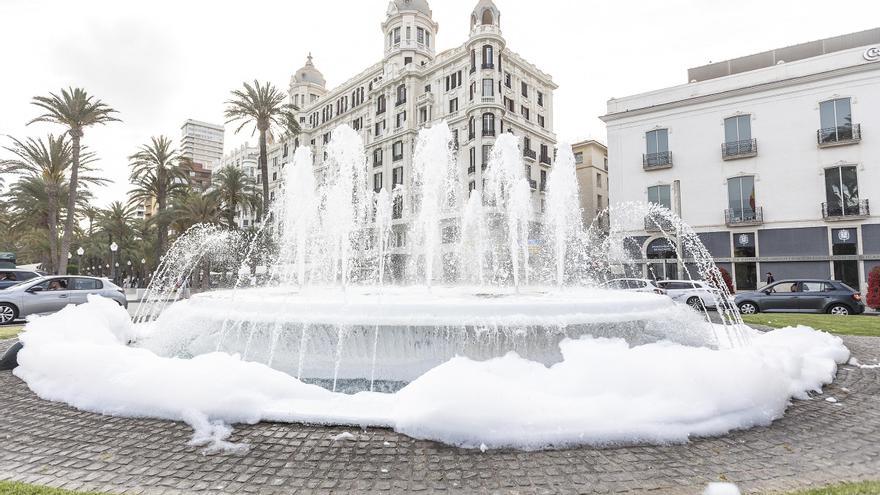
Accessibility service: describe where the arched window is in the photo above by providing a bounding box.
[482,9,494,25]
[396,84,407,105]
[482,45,494,69]
[377,95,386,114]
[482,113,495,136]
[468,116,476,140]
[471,13,477,27]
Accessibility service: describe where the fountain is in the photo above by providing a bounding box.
[12,120,850,451]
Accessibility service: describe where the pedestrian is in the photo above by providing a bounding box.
[765,272,775,285]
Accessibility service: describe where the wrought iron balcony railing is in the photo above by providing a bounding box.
[523,148,537,160]
[643,151,673,170]
[822,199,869,220]
[725,206,763,227]
[540,155,551,165]
[539,181,546,192]
[467,165,476,174]
[482,128,496,137]
[721,139,758,160]
[817,124,861,147]
[529,179,537,190]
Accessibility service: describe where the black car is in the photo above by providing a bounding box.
[735,279,865,315]
[0,269,42,290]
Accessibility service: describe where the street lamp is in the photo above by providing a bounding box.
[110,242,118,283]
[141,258,147,288]
[76,247,84,275]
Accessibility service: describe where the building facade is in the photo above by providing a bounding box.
[226,0,557,263]
[180,119,225,170]
[572,139,608,229]
[602,28,880,294]
[218,143,261,228]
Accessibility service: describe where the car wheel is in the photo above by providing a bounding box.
[828,304,850,316]
[738,302,758,315]
[687,296,704,311]
[0,303,17,324]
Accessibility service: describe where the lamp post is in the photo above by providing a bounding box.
[126,260,132,287]
[141,258,147,288]
[105,264,110,278]
[110,242,118,283]
[67,252,72,273]
[76,247,84,275]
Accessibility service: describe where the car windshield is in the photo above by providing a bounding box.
[839,282,857,292]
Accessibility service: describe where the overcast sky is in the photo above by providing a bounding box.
[1,0,878,207]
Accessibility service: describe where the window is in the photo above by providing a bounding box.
[724,115,752,156]
[373,172,383,193]
[596,173,602,188]
[597,194,603,209]
[393,27,401,44]
[72,278,101,290]
[377,95,386,114]
[482,45,494,68]
[322,133,331,144]
[504,72,512,88]
[521,81,528,98]
[352,117,363,131]
[445,71,462,91]
[449,98,458,113]
[452,130,459,149]
[272,172,277,181]
[406,26,411,41]
[396,84,407,105]
[404,56,412,65]
[540,170,547,190]
[469,147,476,172]
[419,106,428,123]
[482,113,495,136]
[468,117,476,139]
[482,79,494,97]
[727,176,756,221]
[469,82,476,101]
[392,141,404,161]
[646,128,669,156]
[824,166,859,216]
[374,120,386,137]
[520,105,529,121]
[373,148,383,167]
[647,185,671,209]
[537,115,545,128]
[482,144,492,169]
[504,97,514,112]
[396,111,406,128]
[574,152,583,164]
[470,49,476,72]
[819,98,855,143]
[417,27,425,44]
[540,144,550,163]
[469,181,476,194]
[392,196,404,219]
[282,143,288,157]
[392,166,404,186]
[537,91,544,107]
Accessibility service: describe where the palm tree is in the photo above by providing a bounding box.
[225,80,299,211]
[171,191,223,231]
[29,87,119,274]
[128,136,189,262]
[211,164,261,228]
[1,135,104,273]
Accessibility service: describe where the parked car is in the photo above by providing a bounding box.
[734,279,865,315]
[0,275,127,324]
[602,278,666,295]
[656,280,726,310]
[0,269,42,290]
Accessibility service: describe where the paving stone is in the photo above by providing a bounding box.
[1,336,879,494]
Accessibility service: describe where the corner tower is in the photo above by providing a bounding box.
[382,0,438,67]
[289,53,327,109]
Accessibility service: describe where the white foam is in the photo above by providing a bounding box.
[14,297,850,450]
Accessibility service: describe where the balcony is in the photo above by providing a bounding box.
[395,98,407,107]
[468,164,476,174]
[481,96,496,104]
[523,148,537,160]
[725,207,763,227]
[482,128,496,137]
[721,139,757,160]
[529,179,537,190]
[482,63,495,70]
[643,151,672,170]
[822,199,870,221]
[644,215,675,233]
[818,124,861,148]
[540,155,551,165]
[539,182,546,192]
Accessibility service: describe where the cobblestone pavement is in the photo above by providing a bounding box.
[0,336,878,495]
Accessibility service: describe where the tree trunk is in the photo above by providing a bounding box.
[156,168,168,264]
[259,126,269,212]
[46,188,60,274]
[58,131,83,275]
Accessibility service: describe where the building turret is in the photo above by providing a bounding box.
[382,0,439,67]
[289,53,327,109]
[470,0,501,34]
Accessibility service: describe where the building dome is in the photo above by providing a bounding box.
[292,53,326,87]
[471,0,500,28]
[389,0,432,17]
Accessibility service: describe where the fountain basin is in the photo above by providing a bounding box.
[140,286,718,391]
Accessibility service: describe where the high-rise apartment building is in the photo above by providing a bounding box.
[180,119,224,170]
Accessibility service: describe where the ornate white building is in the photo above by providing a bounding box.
[245,0,557,245]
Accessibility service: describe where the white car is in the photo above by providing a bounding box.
[655,280,725,310]
[602,278,666,295]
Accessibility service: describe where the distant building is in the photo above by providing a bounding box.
[571,139,608,230]
[602,28,880,293]
[180,120,224,170]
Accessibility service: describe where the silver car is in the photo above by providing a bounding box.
[0,275,127,323]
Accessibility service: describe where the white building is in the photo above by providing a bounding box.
[218,143,261,229]
[228,0,558,278]
[181,119,225,170]
[602,28,880,294]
